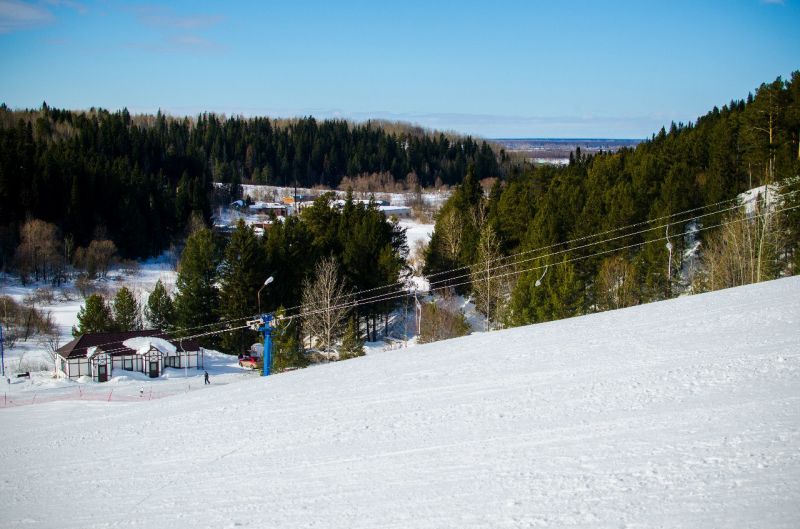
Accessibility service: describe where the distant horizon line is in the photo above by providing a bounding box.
[492,137,645,142]
[0,102,654,142]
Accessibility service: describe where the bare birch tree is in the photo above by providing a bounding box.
[301,257,352,356]
[437,208,463,262]
[702,192,785,291]
[596,255,638,311]
[470,223,510,330]
[14,219,63,284]
[39,313,61,374]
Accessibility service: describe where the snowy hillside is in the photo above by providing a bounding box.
[1,277,799,528]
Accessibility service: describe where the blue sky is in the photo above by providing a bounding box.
[1,0,798,138]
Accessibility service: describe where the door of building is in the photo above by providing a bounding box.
[97,364,107,383]
[148,361,159,378]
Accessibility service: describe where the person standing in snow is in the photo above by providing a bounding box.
[204,371,210,384]
[139,386,144,397]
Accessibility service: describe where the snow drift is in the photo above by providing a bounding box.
[1,277,798,528]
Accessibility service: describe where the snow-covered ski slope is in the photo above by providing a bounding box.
[1,277,799,528]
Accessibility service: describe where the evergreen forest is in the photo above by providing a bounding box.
[0,107,502,262]
[424,73,800,328]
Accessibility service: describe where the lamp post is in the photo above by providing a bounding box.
[255,276,275,377]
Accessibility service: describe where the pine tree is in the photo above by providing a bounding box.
[173,228,220,344]
[543,257,584,321]
[506,257,583,325]
[112,286,142,331]
[145,279,174,330]
[271,310,308,372]
[72,294,114,336]
[219,219,263,355]
[339,317,365,360]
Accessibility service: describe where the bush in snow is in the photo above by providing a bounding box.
[338,317,365,360]
[418,297,470,344]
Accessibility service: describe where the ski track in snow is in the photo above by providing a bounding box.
[0,277,799,528]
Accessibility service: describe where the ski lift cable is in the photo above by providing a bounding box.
[281,203,800,322]
[419,178,799,281]
[79,324,254,358]
[271,190,772,316]
[84,201,800,354]
[280,190,799,318]
[277,183,799,318]
[278,192,798,320]
[62,314,262,357]
[423,182,800,281]
[62,186,799,356]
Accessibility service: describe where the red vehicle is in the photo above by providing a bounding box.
[238,356,259,369]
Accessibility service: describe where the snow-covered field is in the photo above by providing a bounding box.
[1,277,798,528]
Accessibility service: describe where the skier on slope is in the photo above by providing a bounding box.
[204,371,210,384]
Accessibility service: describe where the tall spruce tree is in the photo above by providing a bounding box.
[219,219,264,355]
[112,286,142,331]
[173,228,220,343]
[145,279,175,330]
[72,294,114,336]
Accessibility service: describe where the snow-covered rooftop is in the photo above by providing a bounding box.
[122,336,178,356]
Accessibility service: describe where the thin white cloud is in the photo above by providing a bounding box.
[134,6,223,30]
[43,0,87,14]
[0,0,54,33]
[125,34,224,54]
[761,0,785,4]
[167,34,222,51]
[126,5,224,53]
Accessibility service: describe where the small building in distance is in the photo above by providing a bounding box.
[282,194,317,213]
[248,201,289,217]
[330,198,410,218]
[378,205,412,218]
[56,330,205,382]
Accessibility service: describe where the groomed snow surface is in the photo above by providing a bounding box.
[1,277,799,528]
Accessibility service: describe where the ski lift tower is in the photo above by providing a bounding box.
[250,276,276,376]
[248,314,276,376]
